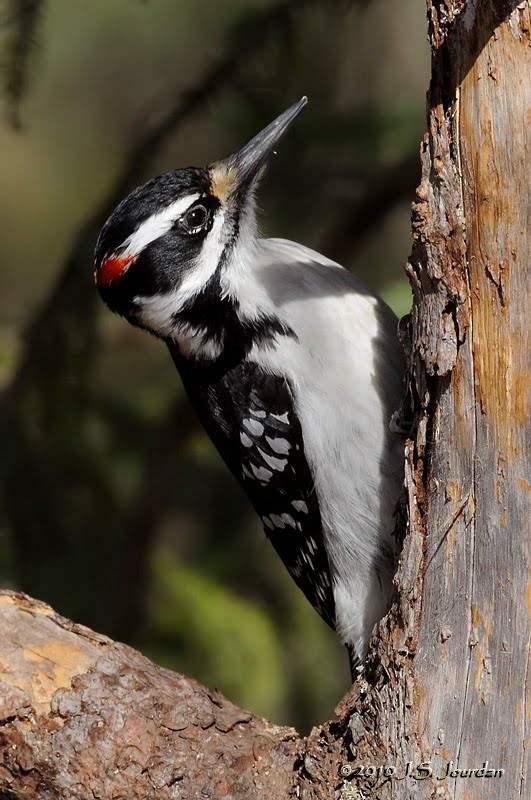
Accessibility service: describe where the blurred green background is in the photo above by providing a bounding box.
[0,0,427,732]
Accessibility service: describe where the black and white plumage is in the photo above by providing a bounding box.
[94,98,405,671]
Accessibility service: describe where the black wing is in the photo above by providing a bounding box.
[169,347,335,629]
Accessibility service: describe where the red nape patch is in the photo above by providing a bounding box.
[95,253,135,286]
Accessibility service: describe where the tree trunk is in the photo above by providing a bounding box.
[338,2,530,798]
[399,2,530,796]
[1,2,529,798]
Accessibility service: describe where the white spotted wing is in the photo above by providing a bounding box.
[173,354,336,629]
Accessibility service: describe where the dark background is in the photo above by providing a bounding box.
[0,0,428,732]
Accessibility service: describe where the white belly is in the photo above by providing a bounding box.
[246,240,405,656]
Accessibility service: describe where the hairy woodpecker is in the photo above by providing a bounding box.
[94,97,405,673]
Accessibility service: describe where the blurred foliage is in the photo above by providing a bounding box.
[148,550,286,717]
[0,0,428,731]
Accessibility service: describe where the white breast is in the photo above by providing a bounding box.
[238,238,405,656]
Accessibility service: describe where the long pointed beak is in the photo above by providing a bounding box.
[223,96,308,190]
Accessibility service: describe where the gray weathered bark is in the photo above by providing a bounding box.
[0,2,529,798]
[338,2,529,798]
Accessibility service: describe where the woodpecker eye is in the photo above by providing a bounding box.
[181,204,209,234]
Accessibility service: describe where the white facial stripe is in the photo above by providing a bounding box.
[176,208,227,303]
[121,193,201,257]
[133,206,228,340]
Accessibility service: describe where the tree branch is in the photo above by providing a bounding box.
[0,591,300,799]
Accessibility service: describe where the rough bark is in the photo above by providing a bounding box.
[0,592,300,799]
[333,2,529,799]
[410,3,530,798]
[0,2,529,799]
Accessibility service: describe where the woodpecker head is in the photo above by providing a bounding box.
[94,97,307,341]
